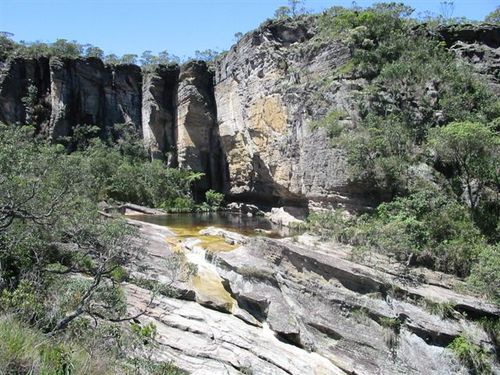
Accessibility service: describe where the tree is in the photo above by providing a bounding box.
[120,53,138,65]
[288,0,306,17]
[140,50,157,66]
[84,45,104,59]
[50,39,82,58]
[158,50,180,64]
[428,121,499,210]
[104,53,119,65]
[485,6,500,23]
[440,1,455,20]
[274,0,306,19]
[234,32,243,42]
[274,6,291,19]
[194,49,219,62]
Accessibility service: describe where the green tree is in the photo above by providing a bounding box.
[274,6,291,19]
[485,6,499,23]
[84,45,104,59]
[194,49,220,62]
[120,53,138,65]
[428,122,499,210]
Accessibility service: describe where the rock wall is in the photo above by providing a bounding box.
[141,64,179,163]
[177,61,224,195]
[0,22,498,207]
[213,19,366,208]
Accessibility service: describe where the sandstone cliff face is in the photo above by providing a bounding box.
[141,65,179,163]
[49,58,142,138]
[0,22,498,207]
[213,19,367,207]
[0,57,50,126]
[437,23,500,93]
[177,61,224,195]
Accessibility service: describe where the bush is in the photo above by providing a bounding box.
[309,189,490,278]
[468,244,500,303]
[448,335,491,374]
[0,315,92,375]
[205,190,225,209]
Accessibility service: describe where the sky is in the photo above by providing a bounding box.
[0,0,498,59]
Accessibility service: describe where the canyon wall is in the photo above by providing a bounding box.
[0,21,498,208]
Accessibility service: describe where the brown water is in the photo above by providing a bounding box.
[128,212,302,238]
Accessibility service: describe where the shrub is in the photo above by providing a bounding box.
[467,244,500,303]
[205,189,225,209]
[448,335,491,374]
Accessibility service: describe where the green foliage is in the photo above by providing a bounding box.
[448,335,492,374]
[485,6,500,23]
[467,244,500,303]
[428,122,499,210]
[307,210,353,242]
[310,4,499,287]
[110,265,129,283]
[424,301,457,320]
[309,110,347,139]
[140,50,181,70]
[274,0,306,19]
[378,316,400,330]
[0,315,92,375]
[350,307,370,324]
[68,123,201,210]
[318,3,415,77]
[194,49,220,62]
[0,123,194,372]
[309,189,490,278]
[131,321,157,341]
[0,281,45,323]
[205,189,225,209]
[315,4,499,199]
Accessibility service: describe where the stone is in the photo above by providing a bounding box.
[1,22,497,209]
[198,226,247,244]
[124,219,499,374]
[141,65,179,162]
[176,60,224,196]
[265,207,305,227]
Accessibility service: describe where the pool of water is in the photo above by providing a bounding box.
[127,212,302,238]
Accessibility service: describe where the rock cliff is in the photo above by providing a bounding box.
[0,21,498,208]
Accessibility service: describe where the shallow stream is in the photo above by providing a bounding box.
[128,212,303,313]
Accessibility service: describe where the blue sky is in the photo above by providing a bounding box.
[1,0,497,59]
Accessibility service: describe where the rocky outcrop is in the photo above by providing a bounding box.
[49,58,142,138]
[177,61,225,195]
[0,57,50,126]
[0,22,498,208]
[125,220,499,375]
[213,18,365,208]
[141,64,179,163]
[436,23,500,93]
[0,56,142,138]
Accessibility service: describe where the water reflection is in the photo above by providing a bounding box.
[128,212,303,238]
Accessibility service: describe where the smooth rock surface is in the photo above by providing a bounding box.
[125,220,499,375]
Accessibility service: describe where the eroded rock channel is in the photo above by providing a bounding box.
[123,213,499,375]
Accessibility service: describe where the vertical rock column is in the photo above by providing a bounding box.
[0,57,50,126]
[142,65,179,163]
[176,61,223,198]
[49,57,142,140]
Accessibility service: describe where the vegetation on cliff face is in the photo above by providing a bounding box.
[307,3,499,307]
